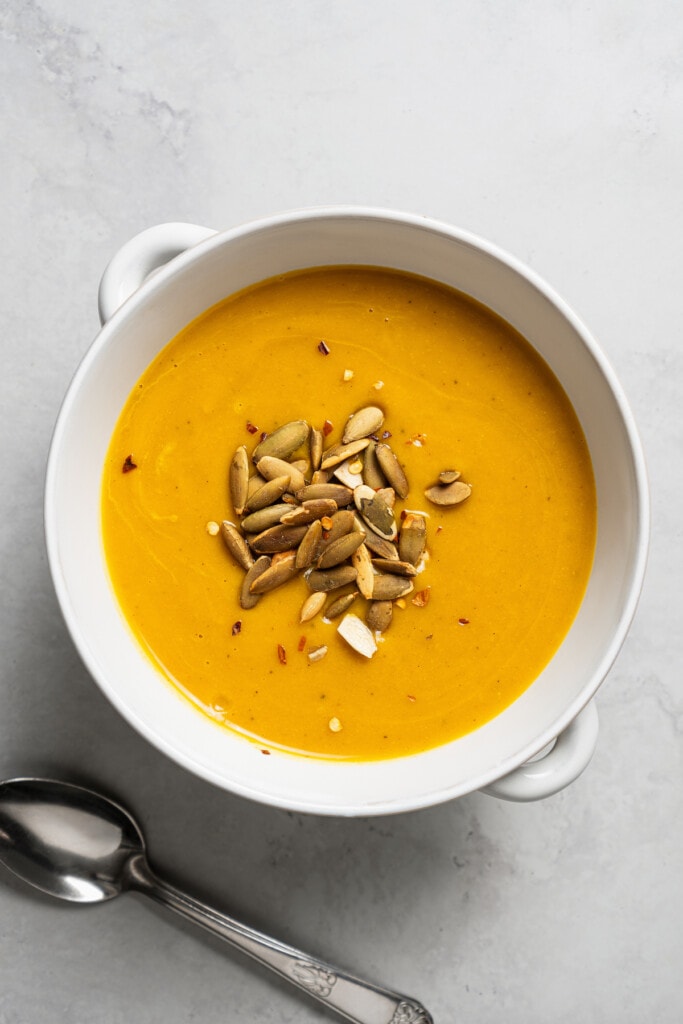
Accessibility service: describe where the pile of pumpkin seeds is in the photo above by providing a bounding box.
[217,406,471,660]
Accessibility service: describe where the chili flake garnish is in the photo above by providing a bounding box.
[122,455,137,473]
[232,620,242,635]
[277,643,287,665]
[322,419,334,436]
[458,617,470,625]
[260,749,271,755]
[246,421,259,434]
[318,340,331,355]
[407,694,416,703]
[412,587,431,608]
[297,635,306,652]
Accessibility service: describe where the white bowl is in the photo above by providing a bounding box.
[45,209,649,815]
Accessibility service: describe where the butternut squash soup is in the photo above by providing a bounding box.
[101,267,596,760]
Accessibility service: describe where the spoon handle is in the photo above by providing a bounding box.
[128,855,432,1024]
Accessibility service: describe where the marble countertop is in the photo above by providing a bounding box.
[1,2,680,1021]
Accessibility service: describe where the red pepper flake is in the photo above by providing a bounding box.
[259,431,268,443]
[260,749,271,755]
[322,419,334,436]
[277,643,287,665]
[318,340,331,355]
[246,421,259,434]
[412,587,431,608]
[297,635,306,652]
[458,617,470,625]
[232,620,242,636]
[407,694,416,702]
[436,525,443,535]
[122,455,137,473]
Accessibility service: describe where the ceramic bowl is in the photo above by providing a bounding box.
[44,208,649,815]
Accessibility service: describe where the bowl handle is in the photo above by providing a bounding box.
[98,222,217,325]
[480,701,599,801]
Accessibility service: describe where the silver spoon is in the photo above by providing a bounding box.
[0,777,432,1024]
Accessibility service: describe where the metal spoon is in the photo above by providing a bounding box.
[0,777,432,1024]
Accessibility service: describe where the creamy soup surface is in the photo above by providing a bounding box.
[101,267,596,760]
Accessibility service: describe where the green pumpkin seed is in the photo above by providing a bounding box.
[241,503,292,533]
[353,484,397,541]
[324,591,358,619]
[366,600,393,633]
[240,555,271,609]
[317,532,365,569]
[371,575,414,600]
[280,498,338,526]
[296,483,353,505]
[220,520,254,571]
[362,440,386,489]
[249,551,298,594]
[306,565,358,592]
[375,443,409,499]
[249,523,308,553]
[398,512,427,565]
[243,475,291,513]
[252,420,310,463]
[295,519,325,569]
[371,558,417,577]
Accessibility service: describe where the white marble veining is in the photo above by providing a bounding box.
[0,1,680,1021]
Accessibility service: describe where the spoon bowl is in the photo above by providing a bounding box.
[0,777,432,1024]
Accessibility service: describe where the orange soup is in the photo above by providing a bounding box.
[101,267,596,760]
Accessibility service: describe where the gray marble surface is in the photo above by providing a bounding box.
[0,2,680,1021]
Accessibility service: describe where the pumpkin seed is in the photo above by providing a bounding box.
[424,480,472,506]
[321,438,370,470]
[323,509,357,543]
[375,443,409,499]
[309,428,324,472]
[357,520,399,560]
[229,445,249,516]
[371,575,414,600]
[247,472,267,497]
[252,419,310,462]
[249,551,299,594]
[375,486,396,509]
[342,406,385,444]
[398,512,427,565]
[324,591,358,620]
[280,498,338,526]
[241,503,292,533]
[371,558,417,577]
[366,600,393,633]
[295,518,325,569]
[256,456,306,493]
[306,566,358,592]
[353,484,397,541]
[220,520,254,571]
[296,483,354,505]
[439,469,461,484]
[351,542,375,600]
[240,555,271,609]
[243,475,291,513]
[317,531,365,569]
[249,523,308,553]
[300,590,327,623]
[362,440,386,489]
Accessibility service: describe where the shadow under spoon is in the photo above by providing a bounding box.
[0,777,432,1024]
